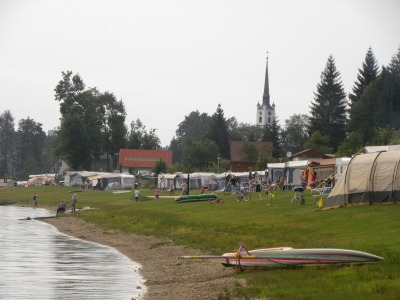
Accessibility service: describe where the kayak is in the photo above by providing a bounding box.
[176,194,217,203]
[179,243,383,267]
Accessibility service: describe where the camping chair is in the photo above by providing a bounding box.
[311,172,335,203]
[291,186,305,205]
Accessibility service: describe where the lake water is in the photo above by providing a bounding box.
[0,206,146,299]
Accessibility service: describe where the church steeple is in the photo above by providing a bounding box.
[262,52,270,106]
[256,52,276,127]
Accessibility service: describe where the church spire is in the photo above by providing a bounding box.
[262,52,270,106]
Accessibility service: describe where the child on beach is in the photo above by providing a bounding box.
[33,193,38,207]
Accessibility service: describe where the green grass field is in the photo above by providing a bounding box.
[2,186,400,299]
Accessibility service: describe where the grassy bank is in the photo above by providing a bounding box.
[2,186,400,299]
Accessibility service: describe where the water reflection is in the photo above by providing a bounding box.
[0,206,146,299]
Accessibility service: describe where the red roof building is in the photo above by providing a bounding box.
[119,149,172,172]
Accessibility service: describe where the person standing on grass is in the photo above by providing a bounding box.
[181,182,187,195]
[155,186,160,201]
[169,184,175,195]
[33,193,38,207]
[71,194,78,213]
[300,170,307,188]
[134,188,140,203]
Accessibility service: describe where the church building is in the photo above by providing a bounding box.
[256,55,276,126]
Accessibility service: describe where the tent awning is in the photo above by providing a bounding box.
[87,175,102,181]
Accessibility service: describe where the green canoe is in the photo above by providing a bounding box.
[176,194,217,203]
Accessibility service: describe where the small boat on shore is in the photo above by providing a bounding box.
[0,200,16,206]
[179,242,383,268]
[176,194,217,203]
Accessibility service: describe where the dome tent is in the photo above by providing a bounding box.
[322,151,400,209]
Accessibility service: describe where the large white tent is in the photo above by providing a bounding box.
[322,151,400,209]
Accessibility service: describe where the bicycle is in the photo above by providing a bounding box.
[236,190,251,202]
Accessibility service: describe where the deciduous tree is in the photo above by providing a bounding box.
[239,142,258,161]
[304,131,333,154]
[54,71,102,169]
[170,111,211,164]
[181,139,219,172]
[281,114,309,154]
[127,119,160,150]
[228,120,264,142]
[16,118,46,179]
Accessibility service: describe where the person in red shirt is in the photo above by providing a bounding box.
[200,186,205,194]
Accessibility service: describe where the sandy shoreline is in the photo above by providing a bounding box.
[41,214,246,300]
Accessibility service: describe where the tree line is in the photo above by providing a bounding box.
[1,46,399,179]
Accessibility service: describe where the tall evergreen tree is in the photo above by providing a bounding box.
[348,47,400,143]
[387,46,400,115]
[349,47,380,107]
[207,104,230,159]
[0,110,15,178]
[309,55,347,151]
[263,117,282,158]
[387,45,400,77]
[347,69,388,142]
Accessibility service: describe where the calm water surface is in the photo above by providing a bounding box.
[0,206,146,299]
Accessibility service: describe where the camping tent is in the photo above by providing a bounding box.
[105,181,123,190]
[322,151,400,209]
[101,173,135,189]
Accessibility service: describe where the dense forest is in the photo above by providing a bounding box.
[1,46,399,180]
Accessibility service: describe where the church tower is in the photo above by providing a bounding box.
[256,54,276,126]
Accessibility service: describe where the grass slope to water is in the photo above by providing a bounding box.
[3,186,400,299]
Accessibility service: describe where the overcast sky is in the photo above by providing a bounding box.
[1,0,399,146]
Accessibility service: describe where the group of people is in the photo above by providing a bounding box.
[32,192,78,216]
[56,194,78,216]
[300,169,318,189]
